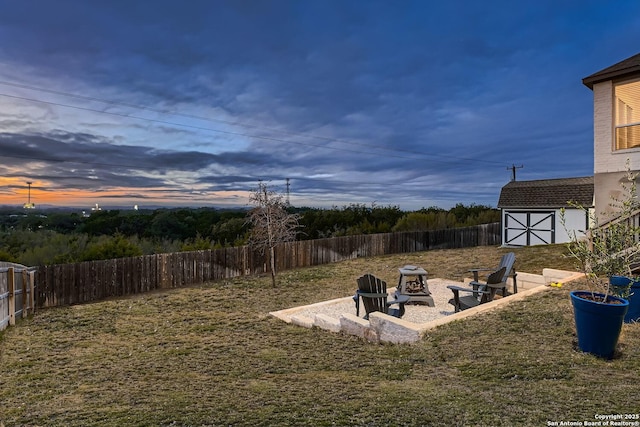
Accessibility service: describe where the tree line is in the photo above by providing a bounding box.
[0,203,499,266]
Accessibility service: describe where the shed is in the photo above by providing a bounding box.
[497,176,594,246]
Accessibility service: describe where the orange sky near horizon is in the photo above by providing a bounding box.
[1,177,251,208]
[1,178,130,207]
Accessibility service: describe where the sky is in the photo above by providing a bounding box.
[1,0,639,211]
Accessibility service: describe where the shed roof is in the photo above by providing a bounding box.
[583,52,640,89]
[498,176,594,209]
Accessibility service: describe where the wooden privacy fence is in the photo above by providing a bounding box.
[35,222,500,309]
[1,264,36,331]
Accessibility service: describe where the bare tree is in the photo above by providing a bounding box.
[246,182,300,287]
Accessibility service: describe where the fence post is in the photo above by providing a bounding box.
[21,269,29,316]
[28,270,35,315]
[8,267,15,326]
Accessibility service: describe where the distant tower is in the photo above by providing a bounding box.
[23,181,35,209]
[286,178,291,206]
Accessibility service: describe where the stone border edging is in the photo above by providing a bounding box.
[270,270,585,344]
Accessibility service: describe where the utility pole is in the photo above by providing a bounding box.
[507,164,524,182]
[286,178,291,207]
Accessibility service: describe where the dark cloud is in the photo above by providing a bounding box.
[0,129,301,199]
[1,0,639,208]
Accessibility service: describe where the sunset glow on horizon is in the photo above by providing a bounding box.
[1,177,253,209]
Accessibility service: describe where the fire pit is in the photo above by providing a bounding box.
[395,265,435,306]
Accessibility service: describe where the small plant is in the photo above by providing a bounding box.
[246,182,300,287]
[562,161,640,302]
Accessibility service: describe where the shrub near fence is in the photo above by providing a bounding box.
[35,223,500,309]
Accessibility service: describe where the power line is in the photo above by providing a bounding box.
[2,80,404,153]
[0,80,510,205]
[0,152,157,170]
[1,152,481,194]
[0,141,505,203]
[0,80,508,166]
[2,92,454,162]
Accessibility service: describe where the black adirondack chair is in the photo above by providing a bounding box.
[353,274,410,320]
[447,266,508,312]
[468,252,517,294]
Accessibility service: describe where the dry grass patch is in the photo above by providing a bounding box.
[2,245,639,426]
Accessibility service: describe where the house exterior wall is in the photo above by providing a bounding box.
[592,80,640,217]
[593,81,614,174]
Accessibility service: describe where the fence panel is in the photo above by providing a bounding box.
[33,223,500,308]
[0,269,8,330]
[0,266,36,331]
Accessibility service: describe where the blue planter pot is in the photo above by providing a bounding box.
[570,291,629,359]
[609,276,640,323]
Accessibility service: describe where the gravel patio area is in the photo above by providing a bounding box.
[288,278,464,325]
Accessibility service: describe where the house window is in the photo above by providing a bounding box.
[614,79,640,150]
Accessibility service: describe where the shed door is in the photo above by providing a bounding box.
[504,211,555,246]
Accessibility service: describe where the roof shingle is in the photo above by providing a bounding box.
[498,176,594,209]
[583,52,640,89]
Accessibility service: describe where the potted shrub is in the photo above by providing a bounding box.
[606,205,640,323]
[562,164,640,358]
[610,275,640,323]
[593,166,640,324]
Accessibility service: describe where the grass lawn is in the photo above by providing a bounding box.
[1,244,639,426]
